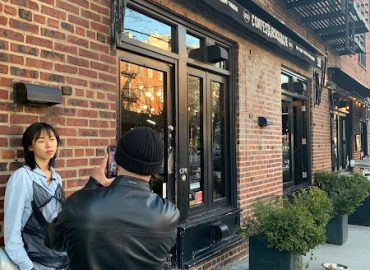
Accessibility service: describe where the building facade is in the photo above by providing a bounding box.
[0,0,369,269]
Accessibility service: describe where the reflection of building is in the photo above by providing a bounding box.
[121,63,164,117]
[147,34,171,51]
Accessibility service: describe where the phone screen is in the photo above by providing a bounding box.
[106,145,117,178]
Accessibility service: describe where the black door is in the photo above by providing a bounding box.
[119,53,175,201]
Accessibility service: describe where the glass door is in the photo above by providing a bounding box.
[187,68,228,211]
[120,53,174,201]
[281,96,308,188]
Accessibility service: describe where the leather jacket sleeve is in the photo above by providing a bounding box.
[84,176,104,189]
[46,177,102,250]
[45,205,68,252]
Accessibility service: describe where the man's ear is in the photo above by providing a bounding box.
[28,145,34,151]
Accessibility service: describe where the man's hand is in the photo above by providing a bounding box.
[91,154,115,187]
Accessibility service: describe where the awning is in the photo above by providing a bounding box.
[203,0,322,66]
[328,67,370,98]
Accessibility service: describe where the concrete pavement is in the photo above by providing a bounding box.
[222,225,370,270]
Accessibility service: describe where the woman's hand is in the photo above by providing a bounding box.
[91,154,115,187]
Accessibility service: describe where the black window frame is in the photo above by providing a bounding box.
[119,0,237,223]
[358,33,367,68]
[281,69,311,194]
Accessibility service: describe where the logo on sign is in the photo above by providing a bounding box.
[243,9,251,24]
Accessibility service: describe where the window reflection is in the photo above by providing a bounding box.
[282,100,291,184]
[188,76,203,206]
[212,81,224,200]
[281,73,289,91]
[123,8,172,51]
[186,33,201,59]
[120,61,166,196]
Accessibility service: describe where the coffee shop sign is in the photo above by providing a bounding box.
[243,9,290,49]
[219,0,239,13]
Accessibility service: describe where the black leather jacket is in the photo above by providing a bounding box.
[46,175,179,270]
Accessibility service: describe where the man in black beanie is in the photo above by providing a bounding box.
[46,127,180,270]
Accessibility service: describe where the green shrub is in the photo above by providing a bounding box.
[315,172,370,216]
[239,187,333,255]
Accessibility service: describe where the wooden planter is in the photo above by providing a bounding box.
[325,215,348,245]
[249,236,301,270]
[349,196,370,226]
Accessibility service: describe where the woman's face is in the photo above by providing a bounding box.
[28,129,58,163]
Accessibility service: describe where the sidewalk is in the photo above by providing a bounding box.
[222,225,370,270]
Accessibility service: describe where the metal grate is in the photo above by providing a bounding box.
[285,0,370,55]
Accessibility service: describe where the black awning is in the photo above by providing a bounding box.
[329,67,370,98]
[203,0,321,66]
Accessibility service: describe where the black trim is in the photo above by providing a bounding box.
[202,0,321,65]
[329,67,370,98]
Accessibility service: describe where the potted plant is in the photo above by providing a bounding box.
[239,187,333,270]
[349,179,370,226]
[315,172,370,245]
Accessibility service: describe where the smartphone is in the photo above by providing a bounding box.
[106,145,117,178]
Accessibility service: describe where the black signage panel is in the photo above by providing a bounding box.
[203,0,321,66]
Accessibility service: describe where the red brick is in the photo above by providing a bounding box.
[65,77,88,87]
[81,9,101,22]
[34,14,46,24]
[55,64,78,74]
[66,118,88,127]
[68,14,89,28]
[78,67,97,78]
[90,21,109,34]
[67,36,88,48]
[0,29,24,42]
[4,5,17,16]
[9,19,39,34]
[75,27,85,37]
[0,64,8,74]
[54,43,77,55]
[2,150,16,159]
[41,5,66,20]
[10,0,39,10]
[26,35,53,49]
[26,58,52,70]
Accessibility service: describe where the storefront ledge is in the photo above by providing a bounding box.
[184,207,241,227]
[183,235,244,269]
[176,208,241,269]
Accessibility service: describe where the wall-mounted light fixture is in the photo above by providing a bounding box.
[258,116,273,127]
[207,45,228,63]
[14,82,62,106]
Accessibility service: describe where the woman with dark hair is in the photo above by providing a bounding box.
[4,123,68,270]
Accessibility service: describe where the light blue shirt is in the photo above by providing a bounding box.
[4,166,64,270]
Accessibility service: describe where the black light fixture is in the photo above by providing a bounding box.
[13,82,62,106]
[258,116,273,127]
[207,44,228,63]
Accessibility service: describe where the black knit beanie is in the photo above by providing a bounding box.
[115,127,164,175]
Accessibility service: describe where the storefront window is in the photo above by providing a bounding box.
[212,81,224,199]
[119,3,236,268]
[186,33,201,59]
[332,112,350,171]
[188,76,203,206]
[281,70,309,190]
[120,60,167,196]
[123,8,173,51]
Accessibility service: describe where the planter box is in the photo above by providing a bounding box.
[326,215,348,245]
[249,236,301,270]
[349,196,370,226]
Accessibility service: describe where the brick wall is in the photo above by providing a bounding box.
[0,0,117,244]
[311,87,332,172]
[188,241,247,270]
[340,33,370,87]
[0,0,369,268]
